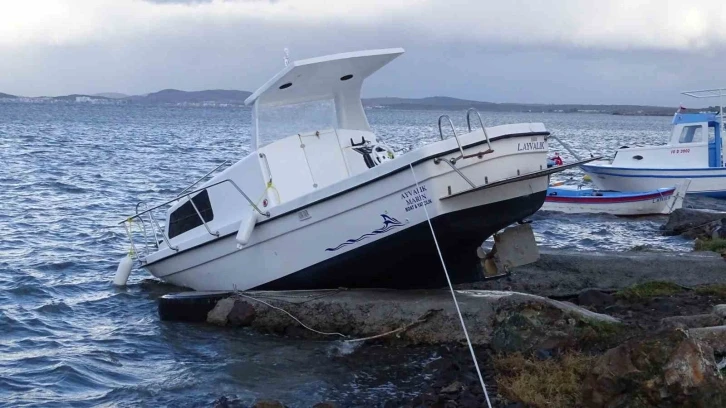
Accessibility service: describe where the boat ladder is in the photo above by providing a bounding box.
[434,108,495,188]
[120,178,269,264]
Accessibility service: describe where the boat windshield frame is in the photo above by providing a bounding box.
[252,97,339,148]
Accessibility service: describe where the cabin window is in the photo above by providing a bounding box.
[678,125,703,143]
[709,126,716,143]
[257,99,338,147]
[167,190,214,239]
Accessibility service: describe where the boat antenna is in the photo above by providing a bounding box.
[408,163,493,408]
[283,48,290,67]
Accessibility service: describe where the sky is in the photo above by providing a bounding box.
[1,0,726,105]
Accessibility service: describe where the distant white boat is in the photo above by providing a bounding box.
[118,48,588,291]
[541,181,688,216]
[581,88,726,198]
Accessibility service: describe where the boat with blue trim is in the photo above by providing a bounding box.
[541,182,688,215]
[581,88,726,198]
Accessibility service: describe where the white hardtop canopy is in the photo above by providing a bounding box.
[682,87,726,127]
[246,48,404,145]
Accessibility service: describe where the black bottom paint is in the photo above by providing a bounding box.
[254,191,547,290]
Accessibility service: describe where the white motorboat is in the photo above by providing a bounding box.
[118,48,587,291]
[581,88,726,198]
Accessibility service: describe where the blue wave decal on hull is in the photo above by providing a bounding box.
[325,214,407,252]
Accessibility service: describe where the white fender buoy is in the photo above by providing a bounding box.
[113,254,133,286]
[235,212,257,248]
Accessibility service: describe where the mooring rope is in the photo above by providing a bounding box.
[408,163,493,408]
[234,292,347,338]
[234,291,437,343]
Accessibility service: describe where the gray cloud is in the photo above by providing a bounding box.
[0,0,723,105]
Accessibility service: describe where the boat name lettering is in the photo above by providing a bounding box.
[401,185,432,212]
[298,209,311,221]
[517,141,546,151]
[652,196,669,203]
[670,148,690,154]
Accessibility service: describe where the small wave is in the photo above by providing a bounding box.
[326,340,363,357]
[34,301,73,314]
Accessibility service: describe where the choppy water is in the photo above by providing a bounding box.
[0,103,716,406]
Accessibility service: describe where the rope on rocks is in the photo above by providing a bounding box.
[343,309,440,343]
[234,292,346,338]
[234,291,439,343]
[408,163,493,408]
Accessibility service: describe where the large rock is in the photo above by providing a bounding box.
[234,289,619,348]
[578,289,615,309]
[713,304,726,318]
[207,297,235,326]
[661,209,726,238]
[228,299,256,327]
[689,326,726,353]
[584,331,726,407]
[660,314,723,329]
[252,400,285,408]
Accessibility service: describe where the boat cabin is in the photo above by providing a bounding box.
[161,49,404,247]
[611,111,723,169]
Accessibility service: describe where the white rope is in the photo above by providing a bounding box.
[235,292,346,338]
[408,163,493,408]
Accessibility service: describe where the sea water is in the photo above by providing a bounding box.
[0,103,707,406]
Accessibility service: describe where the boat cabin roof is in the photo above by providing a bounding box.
[672,112,720,125]
[245,48,404,108]
[245,48,404,149]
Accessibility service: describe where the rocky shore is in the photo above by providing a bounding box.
[172,209,726,407]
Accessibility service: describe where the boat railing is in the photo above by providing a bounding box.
[177,160,231,197]
[466,108,493,153]
[547,134,583,161]
[438,115,465,159]
[121,178,270,262]
[437,109,495,165]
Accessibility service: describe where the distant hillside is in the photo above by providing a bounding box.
[131,89,252,104]
[51,94,111,101]
[0,88,681,115]
[363,96,675,115]
[93,92,129,99]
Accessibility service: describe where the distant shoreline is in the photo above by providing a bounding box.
[0,88,682,116]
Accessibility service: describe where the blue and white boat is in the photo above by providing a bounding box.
[542,183,688,215]
[581,88,726,198]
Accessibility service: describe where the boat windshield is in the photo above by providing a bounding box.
[256,99,338,147]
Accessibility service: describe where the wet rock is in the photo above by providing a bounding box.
[252,400,285,408]
[245,289,618,346]
[312,402,339,408]
[712,304,726,318]
[441,381,465,394]
[578,289,615,309]
[663,338,718,391]
[455,390,479,408]
[584,331,726,407]
[689,326,726,353]
[207,298,235,326]
[660,314,723,329]
[661,209,726,238]
[213,396,230,408]
[228,299,256,327]
[490,299,618,354]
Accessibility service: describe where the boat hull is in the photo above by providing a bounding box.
[541,187,677,215]
[581,164,726,198]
